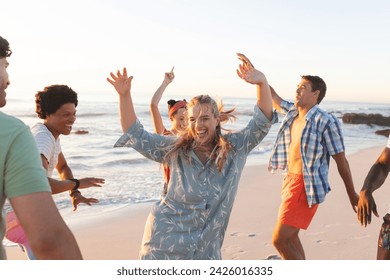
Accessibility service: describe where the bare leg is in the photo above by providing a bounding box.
[291,234,305,259]
[377,247,390,260]
[272,221,305,260]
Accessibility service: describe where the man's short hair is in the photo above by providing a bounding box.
[301,75,326,104]
[0,36,12,58]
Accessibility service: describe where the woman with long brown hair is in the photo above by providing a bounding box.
[107,54,276,259]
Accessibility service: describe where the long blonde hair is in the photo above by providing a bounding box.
[163,95,236,172]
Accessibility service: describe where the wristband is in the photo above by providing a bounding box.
[69,178,80,191]
[70,190,81,197]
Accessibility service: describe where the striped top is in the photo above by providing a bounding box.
[31,123,61,178]
[269,100,345,207]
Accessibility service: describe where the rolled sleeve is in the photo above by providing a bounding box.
[229,106,278,154]
[280,100,294,115]
[253,105,279,128]
[114,119,176,163]
[114,119,144,148]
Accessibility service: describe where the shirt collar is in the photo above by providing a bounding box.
[304,104,319,121]
[289,104,319,121]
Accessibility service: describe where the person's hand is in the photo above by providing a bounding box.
[237,53,254,68]
[163,66,175,85]
[70,190,99,211]
[236,53,267,85]
[78,177,105,190]
[357,189,379,227]
[349,191,359,213]
[107,67,133,96]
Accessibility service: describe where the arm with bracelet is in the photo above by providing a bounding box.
[69,178,81,201]
[32,85,105,211]
[53,152,102,211]
[69,178,80,192]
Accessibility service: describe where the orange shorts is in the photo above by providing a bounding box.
[278,173,318,230]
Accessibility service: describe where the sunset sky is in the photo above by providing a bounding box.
[2,0,389,103]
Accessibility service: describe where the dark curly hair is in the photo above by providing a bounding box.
[0,36,12,58]
[35,85,78,119]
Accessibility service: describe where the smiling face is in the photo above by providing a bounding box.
[188,103,219,148]
[44,103,76,138]
[170,107,187,133]
[294,78,319,109]
[0,57,10,108]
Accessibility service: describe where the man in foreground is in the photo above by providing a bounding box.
[0,35,82,259]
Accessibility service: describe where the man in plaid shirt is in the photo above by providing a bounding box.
[269,76,359,259]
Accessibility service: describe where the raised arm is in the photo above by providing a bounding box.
[107,67,135,133]
[150,67,175,134]
[236,53,272,120]
[269,85,284,112]
[358,147,390,227]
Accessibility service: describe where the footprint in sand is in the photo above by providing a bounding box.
[230,232,257,237]
[352,234,371,240]
[223,246,246,260]
[312,239,337,245]
[265,254,281,260]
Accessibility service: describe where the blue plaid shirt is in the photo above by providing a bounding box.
[269,100,345,207]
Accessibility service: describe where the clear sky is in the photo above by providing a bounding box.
[1,0,389,103]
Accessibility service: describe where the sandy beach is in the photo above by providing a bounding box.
[5,145,390,260]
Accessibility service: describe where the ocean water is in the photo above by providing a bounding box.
[2,93,390,215]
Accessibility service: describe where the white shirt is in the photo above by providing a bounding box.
[387,135,390,149]
[31,123,61,178]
